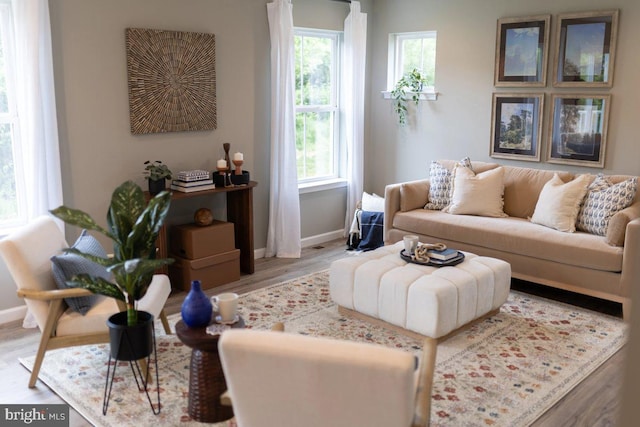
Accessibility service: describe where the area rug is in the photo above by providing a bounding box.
[20,270,627,427]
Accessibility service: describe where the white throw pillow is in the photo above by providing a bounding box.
[530,174,591,232]
[424,157,472,210]
[361,192,385,212]
[576,174,638,236]
[443,166,507,217]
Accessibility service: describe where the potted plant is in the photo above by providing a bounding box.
[391,68,429,126]
[143,160,172,195]
[50,180,174,359]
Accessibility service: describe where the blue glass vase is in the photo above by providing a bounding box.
[181,280,212,328]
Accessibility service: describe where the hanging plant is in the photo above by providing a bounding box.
[391,68,429,126]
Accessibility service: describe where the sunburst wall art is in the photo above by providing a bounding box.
[125,28,216,134]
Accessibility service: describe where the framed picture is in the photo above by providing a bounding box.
[547,94,610,168]
[494,15,550,87]
[490,93,543,162]
[552,10,619,87]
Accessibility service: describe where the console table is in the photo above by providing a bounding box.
[146,181,257,275]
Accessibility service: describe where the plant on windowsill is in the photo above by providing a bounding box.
[143,160,173,195]
[391,68,429,126]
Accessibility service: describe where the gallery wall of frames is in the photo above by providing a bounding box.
[490,9,618,168]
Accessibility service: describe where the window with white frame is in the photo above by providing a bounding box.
[0,2,21,230]
[387,31,437,91]
[294,28,341,184]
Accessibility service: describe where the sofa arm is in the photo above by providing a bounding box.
[384,179,430,244]
[607,202,640,246]
[384,183,403,244]
[620,218,640,303]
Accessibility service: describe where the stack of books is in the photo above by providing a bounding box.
[426,247,459,261]
[170,170,216,193]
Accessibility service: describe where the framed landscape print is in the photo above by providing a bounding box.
[494,15,550,87]
[553,10,619,87]
[490,93,543,162]
[547,94,610,168]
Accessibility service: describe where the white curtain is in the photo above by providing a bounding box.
[11,0,63,222]
[343,1,367,234]
[265,0,301,258]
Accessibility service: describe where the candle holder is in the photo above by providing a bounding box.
[232,159,243,175]
[216,166,232,187]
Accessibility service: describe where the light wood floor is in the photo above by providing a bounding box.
[0,239,625,426]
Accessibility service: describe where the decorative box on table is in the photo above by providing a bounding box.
[169,250,240,291]
[168,221,240,290]
[170,220,234,259]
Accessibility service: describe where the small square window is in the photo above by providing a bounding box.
[387,31,437,91]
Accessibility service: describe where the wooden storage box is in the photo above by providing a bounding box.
[168,249,240,291]
[170,220,235,259]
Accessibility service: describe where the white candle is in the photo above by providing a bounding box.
[217,159,227,168]
[233,152,244,161]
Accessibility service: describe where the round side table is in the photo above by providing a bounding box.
[175,317,245,423]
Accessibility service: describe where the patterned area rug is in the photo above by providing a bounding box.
[20,270,626,427]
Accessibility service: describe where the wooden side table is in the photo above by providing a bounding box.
[146,181,257,276]
[175,318,245,423]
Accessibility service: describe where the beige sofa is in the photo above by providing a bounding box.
[384,160,640,319]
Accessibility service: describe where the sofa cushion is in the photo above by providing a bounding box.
[391,209,623,273]
[424,158,472,210]
[361,192,385,212]
[502,167,574,219]
[400,181,429,212]
[443,166,507,217]
[606,203,640,246]
[576,174,638,237]
[530,174,591,232]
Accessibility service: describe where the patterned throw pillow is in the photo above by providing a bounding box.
[424,157,472,210]
[576,174,638,236]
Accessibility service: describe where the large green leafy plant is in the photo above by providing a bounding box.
[50,181,174,326]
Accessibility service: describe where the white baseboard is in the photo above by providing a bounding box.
[301,229,344,248]
[254,229,344,259]
[0,305,27,325]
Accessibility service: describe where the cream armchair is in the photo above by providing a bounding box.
[0,216,172,388]
[218,329,437,427]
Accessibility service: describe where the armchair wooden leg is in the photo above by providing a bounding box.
[29,334,51,388]
[159,309,172,334]
[412,337,437,427]
[29,299,64,388]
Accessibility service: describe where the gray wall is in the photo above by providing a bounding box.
[367,0,640,196]
[0,0,368,311]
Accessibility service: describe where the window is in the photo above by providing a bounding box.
[0,2,20,230]
[294,29,341,185]
[387,31,437,91]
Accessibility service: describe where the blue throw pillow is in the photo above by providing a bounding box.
[50,230,111,315]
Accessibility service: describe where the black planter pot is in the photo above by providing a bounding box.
[107,311,154,361]
[148,179,166,195]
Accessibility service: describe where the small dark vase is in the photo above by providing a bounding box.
[148,178,166,195]
[107,311,154,361]
[181,280,212,328]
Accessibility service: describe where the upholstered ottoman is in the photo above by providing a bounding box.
[330,242,511,340]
